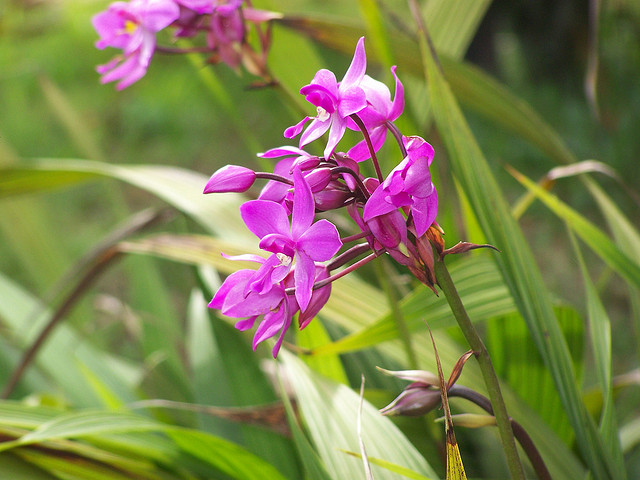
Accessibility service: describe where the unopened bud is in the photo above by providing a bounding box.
[204,165,256,193]
[314,187,351,211]
[305,167,332,191]
[377,367,439,386]
[435,413,496,429]
[380,387,441,417]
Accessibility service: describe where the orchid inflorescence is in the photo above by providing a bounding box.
[92,0,279,89]
[204,37,441,357]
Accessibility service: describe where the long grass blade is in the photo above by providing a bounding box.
[509,167,640,289]
[570,230,626,479]
[416,22,616,479]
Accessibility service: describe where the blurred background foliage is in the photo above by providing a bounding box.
[0,0,639,478]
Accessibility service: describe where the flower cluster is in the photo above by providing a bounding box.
[92,0,280,89]
[204,37,440,356]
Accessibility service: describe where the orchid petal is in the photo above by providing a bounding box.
[293,253,315,311]
[204,165,255,193]
[271,307,293,357]
[298,267,331,329]
[259,233,295,256]
[224,287,283,317]
[297,219,342,261]
[363,185,397,221]
[411,189,439,237]
[336,86,367,118]
[299,117,331,149]
[388,66,405,120]
[142,0,180,31]
[284,116,311,139]
[240,200,289,239]
[359,75,391,114]
[252,308,286,349]
[258,146,310,158]
[347,125,387,162]
[403,157,433,197]
[291,168,315,238]
[235,316,258,331]
[220,252,265,263]
[340,37,366,89]
[305,69,339,97]
[324,117,347,159]
[368,210,408,248]
[209,269,253,309]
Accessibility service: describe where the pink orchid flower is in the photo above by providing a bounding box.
[93,0,180,89]
[285,37,368,159]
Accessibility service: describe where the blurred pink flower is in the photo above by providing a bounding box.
[93,0,180,89]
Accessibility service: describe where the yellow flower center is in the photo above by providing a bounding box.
[124,20,139,34]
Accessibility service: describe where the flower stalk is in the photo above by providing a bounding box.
[433,248,526,480]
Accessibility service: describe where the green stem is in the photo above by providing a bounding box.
[433,250,526,480]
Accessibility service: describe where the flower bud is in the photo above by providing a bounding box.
[204,165,256,193]
[314,189,350,211]
[304,167,332,191]
[367,211,407,249]
[436,413,497,428]
[377,367,440,385]
[379,386,441,417]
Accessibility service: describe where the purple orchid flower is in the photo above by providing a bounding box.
[209,254,298,357]
[284,37,368,159]
[240,168,342,310]
[363,135,438,237]
[347,66,405,161]
[92,0,180,89]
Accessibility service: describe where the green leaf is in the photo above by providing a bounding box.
[418,31,615,478]
[0,453,58,480]
[621,417,640,454]
[343,452,432,480]
[279,351,438,480]
[0,403,288,480]
[198,272,302,480]
[421,0,491,59]
[0,411,163,451]
[278,375,333,480]
[296,316,349,384]
[570,231,626,479]
[185,288,241,440]
[169,429,288,480]
[510,167,640,290]
[13,450,150,480]
[356,0,394,68]
[118,234,258,271]
[487,306,584,444]
[313,256,514,356]
[0,272,140,406]
[0,159,248,237]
